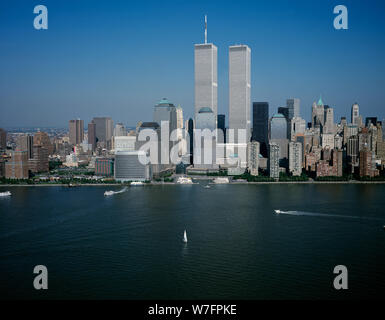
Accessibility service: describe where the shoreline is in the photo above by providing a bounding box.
[1,180,385,187]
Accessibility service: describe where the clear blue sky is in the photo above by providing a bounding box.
[1,0,385,128]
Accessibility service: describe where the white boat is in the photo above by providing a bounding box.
[0,191,11,197]
[274,210,281,214]
[177,176,193,184]
[204,185,211,189]
[131,181,144,186]
[213,177,229,184]
[183,230,188,243]
[104,190,115,196]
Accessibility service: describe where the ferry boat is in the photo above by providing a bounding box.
[104,190,115,196]
[0,191,11,197]
[213,177,229,184]
[177,176,193,184]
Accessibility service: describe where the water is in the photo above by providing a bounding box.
[0,184,384,299]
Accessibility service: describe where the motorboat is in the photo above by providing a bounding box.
[104,190,115,196]
[183,230,188,243]
[131,181,144,186]
[0,191,11,197]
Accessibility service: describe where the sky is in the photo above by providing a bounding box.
[1,0,385,128]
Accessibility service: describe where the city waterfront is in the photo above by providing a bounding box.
[0,183,384,299]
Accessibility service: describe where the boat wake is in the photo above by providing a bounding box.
[104,187,127,197]
[275,209,381,221]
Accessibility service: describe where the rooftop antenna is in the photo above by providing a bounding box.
[204,15,207,44]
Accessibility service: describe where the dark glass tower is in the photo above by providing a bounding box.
[252,102,269,157]
[217,114,226,143]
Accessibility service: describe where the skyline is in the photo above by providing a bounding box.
[1,0,385,127]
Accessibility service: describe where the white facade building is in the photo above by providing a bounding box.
[289,142,302,176]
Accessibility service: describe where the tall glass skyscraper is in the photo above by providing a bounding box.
[194,43,217,125]
[229,45,251,142]
[252,102,269,157]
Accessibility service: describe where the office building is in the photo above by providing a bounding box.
[88,121,96,151]
[351,103,360,125]
[16,134,34,159]
[268,143,280,180]
[114,151,151,182]
[286,98,300,120]
[95,158,114,176]
[34,131,54,155]
[252,102,269,157]
[229,45,251,142]
[247,141,259,176]
[289,142,302,176]
[217,114,226,143]
[69,119,84,146]
[5,150,29,179]
[114,123,127,137]
[194,43,217,124]
[0,128,6,150]
[28,145,49,173]
[270,113,288,160]
[93,117,114,148]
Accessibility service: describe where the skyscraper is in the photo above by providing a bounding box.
[252,102,269,157]
[92,117,113,149]
[114,123,127,137]
[268,142,280,180]
[217,114,226,143]
[69,119,84,146]
[286,98,300,120]
[194,42,217,124]
[0,128,6,150]
[16,134,34,159]
[289,141,302,176]
[34,131,54,155]
[5,150,29,179]
[88,121,96,151]
[351,103,360,125]
[229,45,251,142]
[270,113,289,160]
[247,141,259,176]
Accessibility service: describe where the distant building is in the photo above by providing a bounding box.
[88,121,97,151]
[114,151,151,182]
[34,131,54,155]
[312,98,325,128]
[286,98,300,120]
[114,123,127,137]
[28,145,49,173]
[252,102,269,157]
[247,141,259,176]
[290,117,306,141]
[16,134,34,159]
[365,117,377,127]
[268,143,280,180]
[323,107,335,134]
[93,117,114,149]
[270,113,288,160]
[359,147,379,177]
[69,119,84,145]
[351,103,360,125]
[0,128,6,150]
[289,142,302,176]
[316,149,343,177]
[95,158,114,176]
[5,150,29,179]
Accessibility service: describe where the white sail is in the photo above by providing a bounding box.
[183,230,188,243]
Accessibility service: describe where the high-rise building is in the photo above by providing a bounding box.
[16,134,34,159]
[290,117,306,141]
[323,107,335,134]
[247,141,259,176]
[92,117,114,148]
[0,128,6,150]
[187,118,194,165]
[69,119,84,146]
[33,131,54,155]
[95,158,114,176]
[88,121,96,151]
[114,123,127,137]
[217,114,226,144]
[195,107,216,131]
[252,102,269,157]
[5,150,29,179]
[229,45,251,142]
[194,43,217,125]
[268,143,280,180]
[351,103,360,125]
[114,151,151,182]
[289,142,302,176]
[312,98,325,128]
[286,98,300,120]
[365,117,377,127]
[359,147,378,177]
[28,145,49,173]
[269,113,288,160]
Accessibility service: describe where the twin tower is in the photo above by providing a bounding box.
[194,17,251,142]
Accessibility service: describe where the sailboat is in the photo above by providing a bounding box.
[183,230,188,243]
